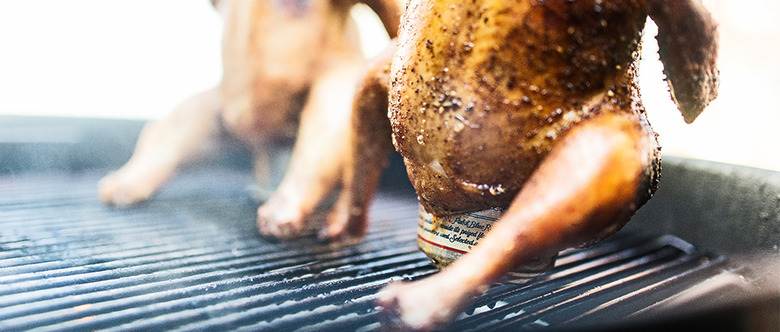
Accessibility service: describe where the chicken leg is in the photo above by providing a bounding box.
[377,112,659,330]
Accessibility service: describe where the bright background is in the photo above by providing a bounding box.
[0,0,778,171]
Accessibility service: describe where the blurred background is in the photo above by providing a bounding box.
[0,0,778,171]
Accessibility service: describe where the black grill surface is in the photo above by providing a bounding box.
[0,169,735,331]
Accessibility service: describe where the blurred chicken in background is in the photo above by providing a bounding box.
[93,0,400,241]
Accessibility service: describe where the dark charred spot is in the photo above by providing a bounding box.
[507,76,516,89]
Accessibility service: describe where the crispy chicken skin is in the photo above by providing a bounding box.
[338,0,717,329]
[97,0,401,237]
[390,0,659,217]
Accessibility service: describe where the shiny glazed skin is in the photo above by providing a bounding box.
[389,0,658,217]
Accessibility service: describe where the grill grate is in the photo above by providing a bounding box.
[0,169,730,331]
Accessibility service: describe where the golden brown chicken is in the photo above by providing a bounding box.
[280,0,718,329]
[97,0,401,230]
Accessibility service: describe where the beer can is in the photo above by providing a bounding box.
[416,205,557,284]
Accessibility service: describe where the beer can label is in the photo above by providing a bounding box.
[416,205,504,266]
[416,204,557,281]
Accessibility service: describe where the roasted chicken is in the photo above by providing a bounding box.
[97,0,401,230]
[270,0,718,329]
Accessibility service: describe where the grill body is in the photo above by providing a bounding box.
[0,116,777,331]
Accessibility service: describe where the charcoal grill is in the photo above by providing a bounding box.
[1,115,778,331]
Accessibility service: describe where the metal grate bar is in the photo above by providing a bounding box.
[0,230,421,321]
[453,235,716,330]
[0,170,730,331]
